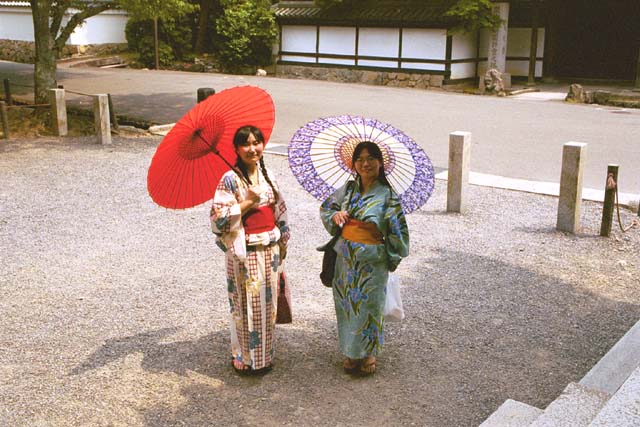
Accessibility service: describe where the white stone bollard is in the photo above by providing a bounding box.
[447,131,471,213]
[48,88,67,136]
[557,142,587,233]
[93,94,111,145]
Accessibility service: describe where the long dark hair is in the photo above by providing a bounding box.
[233,125,279,200]
[351,141,391,187]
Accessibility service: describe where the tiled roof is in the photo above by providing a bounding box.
[273,1,456,27]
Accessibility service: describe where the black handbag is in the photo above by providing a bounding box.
[319,232,341,287]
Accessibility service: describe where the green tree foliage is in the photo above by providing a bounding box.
[215,0,277,71]
[125,13,196,68]
[444,0,502,33]
[123,0,196,69]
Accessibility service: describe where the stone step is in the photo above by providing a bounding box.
[529,382,610,427]
[479,399,543,427]
[580,318,640,395]
[588,366,640,427]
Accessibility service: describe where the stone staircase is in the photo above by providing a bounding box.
[480,319,640,427]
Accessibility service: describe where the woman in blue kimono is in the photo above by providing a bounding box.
[320,141,410,375]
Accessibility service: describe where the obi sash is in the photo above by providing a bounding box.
[243,205,275,234]
[342,218,384,245]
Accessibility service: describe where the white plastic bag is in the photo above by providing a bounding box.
[383,273,404,322]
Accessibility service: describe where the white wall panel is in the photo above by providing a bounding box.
[322,57,356,65]
[319,26,355,55]
[67,12,127,44]
[282,25,316,53]
[0,7,127,44]
[401,62,445,71]
[0,8,34,41]
[359,27,398,57]
[451,31,476,59]
[402,28,446,59]
[281,55,315,63]
[359,59,397,68]
[450,62,475,79]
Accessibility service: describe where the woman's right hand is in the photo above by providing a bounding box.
[246,185,261,205]
[332,210,349,226]
[240,186,261,214]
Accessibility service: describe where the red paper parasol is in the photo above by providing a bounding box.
[147,86,275,209]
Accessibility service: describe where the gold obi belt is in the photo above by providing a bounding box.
[342,218,384,245]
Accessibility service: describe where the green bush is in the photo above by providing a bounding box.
[135,35,176,68]
[215,0,277,72]
[125,14,196,66]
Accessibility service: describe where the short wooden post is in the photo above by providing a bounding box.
[48,88,68,136]
[197,87,215,103]
[93,94,111,145]
[3,78,11,105]
[0,101,9,140]
[107,93,119,130]
[557,142,587,233]
[447,131,471,213]
[600,165,619,237]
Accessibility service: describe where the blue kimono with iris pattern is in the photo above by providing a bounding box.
[320,179,409,358]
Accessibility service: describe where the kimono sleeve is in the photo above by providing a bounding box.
[384,190,410,272]
[210,174,243,236]
[319,181,351,236]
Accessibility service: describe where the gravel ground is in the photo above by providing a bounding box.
[1,135,639,427]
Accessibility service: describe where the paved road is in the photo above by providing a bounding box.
[2,60,640,193]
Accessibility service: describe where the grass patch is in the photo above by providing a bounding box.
[1,105,95,139]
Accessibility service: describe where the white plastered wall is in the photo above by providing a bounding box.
[319,26,355,65]
[401,28,446,71]
[66,11,127,44]
[281,25,316,63]
[0,7,34,41]
[0,7,127,44]
[358,27,398,68]
[450,31,477,79]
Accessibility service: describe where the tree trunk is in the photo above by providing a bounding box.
[195,0,212,54]
[31,1,57,104]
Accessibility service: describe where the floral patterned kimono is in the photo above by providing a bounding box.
[210,168,289,370]
[320,179,409,359]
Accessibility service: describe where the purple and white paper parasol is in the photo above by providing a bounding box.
[288,115,434,213]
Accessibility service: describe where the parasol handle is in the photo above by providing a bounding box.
[194,130,251,185]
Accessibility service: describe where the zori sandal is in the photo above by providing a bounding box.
[359,357,376,375]
[343,358,360,374]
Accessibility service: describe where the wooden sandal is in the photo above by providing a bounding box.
[343,358,360,374]
[231,358,250,375]
[359,357,376,375]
